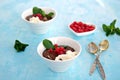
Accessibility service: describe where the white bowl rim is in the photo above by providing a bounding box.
[37,36,82,63]
[68,22,96,36]
[21,7,57,24]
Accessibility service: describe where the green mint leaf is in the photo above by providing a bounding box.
[46,12,54,19]
[115,28,120,35]
[43,39,54,49]
[110,28,115,35]
[106,31,111,36]
[33,7,46,16]
[33,7,40,14]
[102,24,108,32]
[102,24,112,36]
[38,8,45,17]
[105,27,111,36]
[110,19,116,29]
[14,40,29,52]
[110,19,116,35]
[47,12,54,17]
[40,10,46,17]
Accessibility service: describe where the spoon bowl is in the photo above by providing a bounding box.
[99,40,109,52]
[88,42,98,55]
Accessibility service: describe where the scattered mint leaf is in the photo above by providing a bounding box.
[110,19,116,29]
[106,30,111,36]
[115,28,120,35]
[102,24,109,32]
[102,19,120,36]
[14,40,29,52]
[110,19,116,35]
[102,24,111,36]
[43,39,54,49]
[110,28,115,35]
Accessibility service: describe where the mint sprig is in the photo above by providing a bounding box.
[102,19,120,36]
[33,7,54,18]
[14,40,29,52]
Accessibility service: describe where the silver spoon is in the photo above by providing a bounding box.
[97,40,109,80]
[88,42,98,75]
[88,40,109,80]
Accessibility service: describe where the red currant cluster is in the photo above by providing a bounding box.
[48,44,66,55]
[70,21,95,33]
[33,13,43,20]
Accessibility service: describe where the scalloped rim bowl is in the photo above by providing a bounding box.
[68,23,96,36]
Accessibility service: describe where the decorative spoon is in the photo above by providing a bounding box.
[88,40,109,80]
[97,40,109,80]
[88,42,98,75]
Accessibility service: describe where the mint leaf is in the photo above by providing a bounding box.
[43,39,54,49]
[33,7,40,14]
[110,19,116,29]
[110,28,115,35]
[46,12,54,19]
[47,12,54,17]
[37,8,46,17]
[115,28,120,35]
[110,19,116,35]
[40,9,46,17]
[102,24,109,32]
[106,30,111,36]
[33,7,46,16]
[102,24,111,36]
[14,40,29,52]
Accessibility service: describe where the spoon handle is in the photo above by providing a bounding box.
[96,58,106,80]
[89,57,97,75]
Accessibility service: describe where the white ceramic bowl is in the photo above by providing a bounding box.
[21,7,56,34]
[68,23,96,36]
[37,37,82,72]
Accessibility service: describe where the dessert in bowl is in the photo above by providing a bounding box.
[37,37,82,72]
[21,7,56,34]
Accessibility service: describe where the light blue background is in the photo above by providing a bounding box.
[0,0,120,80]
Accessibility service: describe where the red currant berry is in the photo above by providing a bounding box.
[33,13,43,20]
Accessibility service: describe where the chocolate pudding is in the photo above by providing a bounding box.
[26,15,33,21]
[43,46,75,60]
[26,15,53,21]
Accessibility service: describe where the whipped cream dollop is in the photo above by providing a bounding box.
[55,50,78,61]
[29,17,41,23]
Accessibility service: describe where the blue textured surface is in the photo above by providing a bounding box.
[0,0,120,80]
